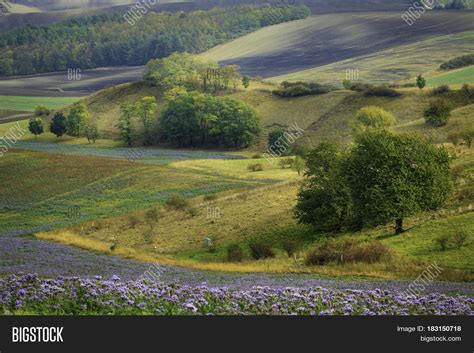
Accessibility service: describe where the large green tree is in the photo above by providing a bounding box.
[50,112,67,138]
[294,142,351,232]
[345,131,451,233]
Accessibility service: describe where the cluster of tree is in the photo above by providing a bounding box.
[272,81,333,97]
[159,92,260,149]
[440,53,474,71]
[0,5,310,76]
[443,0,468,9]
[342,81,401,97]
[295,107,452,234]
[143,53,249,96]
[116,96,158,146]
[28,102,99,143]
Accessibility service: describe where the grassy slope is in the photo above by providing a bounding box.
[35,144,474,279]
[200,12,474,84]
[426,65,474,87]
[0,95,79,112]
[272,31,474,85]
[0,149,263,234]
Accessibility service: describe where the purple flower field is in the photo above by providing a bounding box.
[1,274,473,315]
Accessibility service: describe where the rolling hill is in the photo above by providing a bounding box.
[200,11,474,84]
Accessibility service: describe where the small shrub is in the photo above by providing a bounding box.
[227,244,244,262]
[204,194,218,201]
[452,232,469,249]
[247,163,264,172]
[424,99,452,127]
[165,194,188,210]
[461,130,474,148]
[143,229,154,244]
[273,81,333,97]
[435,234,450,251]
[282,239,297,257]
[305,240,389,266]
[349,82,372,92]
[128,215,140,229]
[237,192,249,201]
[447,132,462,146]
[187,207,198,217]
[252,153,263,159]
[145,208,160,229]
[430,85,450,96]
[110,242,118,252]
[440,54,474,70]
[279,157,294,169]
[249,241,275,260]
[363,86,401,98]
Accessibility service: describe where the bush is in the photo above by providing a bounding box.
[273,81,333,97]
[279,157,294,169]
[143,229,154,244]
[34,105,51,117]
[227,244,244,262]
[249,241,275,260]
[452,232,469,249]
[165,194,189,210]
[435,232,469,251]
[305,240,390,266]
[252,153,263,159]
[282,239,297,257]
[187,207,198,217]
[247,163,264,172]
[447,132,462,146]
[204,194,218,201]
[145,208,160,229]
[363,86,401,97]
[349,82,372,92]
[461,130,474,148]
[435,234,450,251]
[440,53,474,70]
[128,215,140,229]
[424,99,452,127]
[430,85,450,96]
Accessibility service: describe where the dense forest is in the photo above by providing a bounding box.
[0,5,310,76]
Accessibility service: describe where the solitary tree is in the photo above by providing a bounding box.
[352,106,396,135]
[28,117,44,139]
[268,128,285,148]
[416,74,426,90]
[242,76,250,89]
[50,112,67,138]
[345,130,451,234]
[116,103,136,146]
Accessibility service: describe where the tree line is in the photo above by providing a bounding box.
[0,5,310,76]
